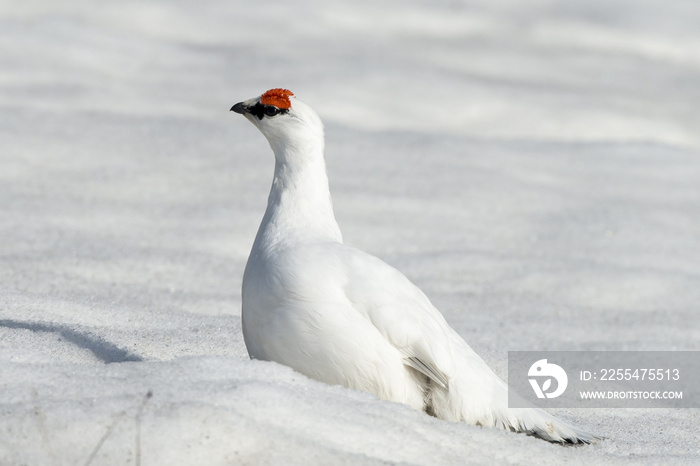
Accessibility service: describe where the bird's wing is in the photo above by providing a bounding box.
[290,243,599,443]
[333,244,461,387]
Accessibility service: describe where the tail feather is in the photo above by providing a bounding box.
[501,407,601,444]
[429,376,601,443]
[495,384,602,444]
[430,332,601,444]
[433,347,601,444]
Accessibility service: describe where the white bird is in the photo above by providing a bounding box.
[231,89,597,443]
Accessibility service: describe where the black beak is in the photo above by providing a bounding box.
[231,102,248,114]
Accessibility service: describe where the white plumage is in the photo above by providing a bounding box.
[231,89,597,443]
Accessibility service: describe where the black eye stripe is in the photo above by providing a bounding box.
[249,103,289,120]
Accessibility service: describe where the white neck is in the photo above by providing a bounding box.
[252,140,343,251]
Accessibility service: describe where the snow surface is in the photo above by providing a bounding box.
[1,0,699,464]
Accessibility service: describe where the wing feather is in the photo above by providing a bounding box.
[404,356,449,389]
[337,245,457,383]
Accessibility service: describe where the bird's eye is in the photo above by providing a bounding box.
[264,106,281,117]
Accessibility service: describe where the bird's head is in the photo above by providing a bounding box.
[231,89,324,159]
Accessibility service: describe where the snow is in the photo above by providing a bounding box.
[1,0,699,464]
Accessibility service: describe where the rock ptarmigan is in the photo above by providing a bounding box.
[231,89,598,443]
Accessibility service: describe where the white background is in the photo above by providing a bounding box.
[1,1,699,464]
